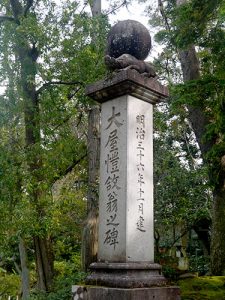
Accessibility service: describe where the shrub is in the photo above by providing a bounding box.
[189,255,210,275]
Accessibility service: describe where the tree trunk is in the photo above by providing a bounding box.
[34,236,54,290]
[210,172,225,275]
[82,106,100,271]
[19,237,30,299]
[178,46,211,154]
[193,217,211,256]
[81,0,101,271]
[9,1,55,289]
[90,0,101,16]
[18,46,54,291]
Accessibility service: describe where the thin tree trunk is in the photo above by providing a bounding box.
[19,47,54,291]
[82,106,100,271]
[9,0,54,289]
[19,237,30,299]
[81,0,101,271]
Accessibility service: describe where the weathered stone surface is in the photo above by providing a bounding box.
[72,285,86,300]
[72,285,181,300]
[86,262,166,288]
[85,69,169,103]
[104,54,157,77]
[106,20,151,60]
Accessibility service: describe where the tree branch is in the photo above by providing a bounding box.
[105,0,128,16]
[13,260,22,275]
[36,81,85,95]
[158,0,171,32]
[24,0,34,16]
[171,227,190,247]
[52,153,87,184]
[0,15,16,23]
[67,86,82,100]
[63,153,87,176]
[10,0,23,20]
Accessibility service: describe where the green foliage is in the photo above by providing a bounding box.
[170,73,225,187]
[52,168,87,261]
[154,104,211,231]
[151,0,225,190]
[173,0,224,48]
[0,270,20,299]
[189,255,210,276]
[156,252,180,280]
[30,271,86,300]
[30,254,86,300]
[162,264,179,281]
[153,0,224,49]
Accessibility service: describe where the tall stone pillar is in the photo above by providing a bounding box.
[82,70,180,299]
[72,20,180,300]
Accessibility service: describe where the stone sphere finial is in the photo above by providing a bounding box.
[106,20,152,61]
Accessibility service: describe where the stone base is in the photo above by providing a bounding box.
[72,285,181,300]
[85,262,167,288]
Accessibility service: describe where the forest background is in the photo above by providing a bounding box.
[0,0,224,299]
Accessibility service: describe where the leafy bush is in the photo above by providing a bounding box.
[189,255,210,275]
[30,256,86,300]
[0,269,20,299]
[156,252,180,280]
[30,271,86,300]
[162,264,179,281]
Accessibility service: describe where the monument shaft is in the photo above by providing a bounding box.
[98,95,154,262]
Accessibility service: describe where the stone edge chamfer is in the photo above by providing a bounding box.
[89,262,162,270]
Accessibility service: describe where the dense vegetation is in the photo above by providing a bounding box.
[149,0,225,275]
[0,0,107,297]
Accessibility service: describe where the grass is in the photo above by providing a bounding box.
[178,276,225,300]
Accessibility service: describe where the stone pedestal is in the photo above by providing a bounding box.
[72,285,180,300]
[81,70,180,299]
[86,262,166,288]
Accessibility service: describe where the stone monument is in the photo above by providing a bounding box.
[72,20,180,300]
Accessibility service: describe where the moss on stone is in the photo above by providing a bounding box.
[178,276,225,299]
